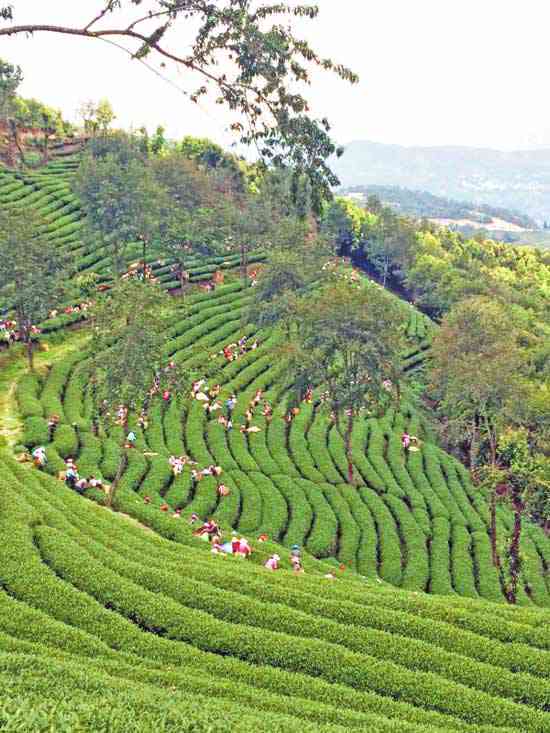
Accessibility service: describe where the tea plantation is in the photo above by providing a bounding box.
[2,161,550,732]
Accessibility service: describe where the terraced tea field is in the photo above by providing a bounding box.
[0,158,265,317]
[12,282,550,605]
[5,440,550,732]
[3,162,550,730]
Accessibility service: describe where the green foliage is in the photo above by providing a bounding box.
[288,280,404,419]
[74,143,164,277]
[0,56,22,119]
[90,279,176,411]
[430,297,527,468]
[0,205,66,367]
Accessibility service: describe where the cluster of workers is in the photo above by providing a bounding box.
[191,514,304,572]
[138,499,313,573]
[218,335,259,363]
[0,319,40,346]
[401,432,420,452]
[31,447,104,493]
[123,261,158,283]
[48,301,93,319]
[189,378,269,435]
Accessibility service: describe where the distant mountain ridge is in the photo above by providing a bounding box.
[333,141,550,224]
[341,185,538,237]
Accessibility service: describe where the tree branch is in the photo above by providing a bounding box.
[0,24,199,69]
[0,22,282,127]
[84,5,114,32]
[126,9,171,31]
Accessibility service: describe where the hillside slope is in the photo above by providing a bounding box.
[342,184,538,233]
[3,431,550,732]
[3,160,550,730]
[9,281,550,605]
[0,161,264,293]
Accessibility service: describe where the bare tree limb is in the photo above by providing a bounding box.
[126,9,172,32]
[0,3,357,202]
[0,22,278,119]
[84,5,115,32]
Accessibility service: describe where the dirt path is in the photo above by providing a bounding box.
[0,380,21,447]
[0,350,25,448]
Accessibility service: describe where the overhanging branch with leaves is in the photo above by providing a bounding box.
[0,1,358,198]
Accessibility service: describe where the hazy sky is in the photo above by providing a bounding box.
[3,0,550,151]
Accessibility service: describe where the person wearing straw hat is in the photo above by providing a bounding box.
[265,554,280,570]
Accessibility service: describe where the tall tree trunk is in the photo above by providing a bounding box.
[507,507,522,604]
[113,242,121,279]
[240,243,248,287]
[107,451,127,509]
[469,418,479,469]
[487,417,499,567]
[42,132,51,163]
[345,411,354,483]
[8,119,27,167]
[26,337,35,372]
[489,431,497,467]
[490,489,499,568]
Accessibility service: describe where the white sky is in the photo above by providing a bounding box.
[2,0,550,151]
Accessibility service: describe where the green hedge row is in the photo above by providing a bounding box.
[32,525,550,729]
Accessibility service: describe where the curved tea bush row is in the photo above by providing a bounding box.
[12,274,550,607]
[1,453,549,731]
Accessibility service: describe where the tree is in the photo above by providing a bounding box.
[150,125,167,156]
[86,130,144,164]
[0,207,66,369]
[245,246,321,334]
[74,148,163,278]
[496,429,550,603]
[95,98,116,133]
[224,182,313,288]
[287,280,403,482]
[154,149,273,290]
[320,197,369,257]
[163,203,235,290]
[180,135,245,193]
[78,98,116,135]
[476,428,550,603]
[39,105,63,162]
[0,2,357,203]
[78,100,99,135]
[230,193,270,287]
[365,206,415,288]
[154,153,238,288]
[90,279,185,507]
[430,297,528,566]
[152,153,215,211]
[0,56,22,120]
